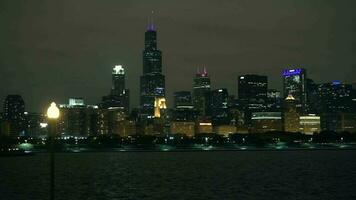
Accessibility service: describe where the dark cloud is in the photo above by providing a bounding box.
[1,0,356,112]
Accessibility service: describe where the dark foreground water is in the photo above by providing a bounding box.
[1,150,356,200]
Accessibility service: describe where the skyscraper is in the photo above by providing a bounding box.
[59,98,98,136]
[172,91,197,122]
[111,65,125,96]
[2,95,26,136]
[101,65,130,114]
[267,89,282,112]
[316,81,353,113]
[238,74,268,111]
[282,68,307,114]
[237,74,268,126]
[211,88,231,126]
[193,67,211,117]
[140,18,165,121]
[283,95,300,133]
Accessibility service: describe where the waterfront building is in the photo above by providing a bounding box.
[59,98,98,136]
[299,114,321,135]
[97,107,125,135]
[250,112,283,133]
[2,95,26,136]
[321,113,356,133]
[214,125,237,137]
[196,120,213,134]
[170,121,195,137]
[25,112,47,137]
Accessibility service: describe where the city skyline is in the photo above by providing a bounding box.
[1,0,356,112]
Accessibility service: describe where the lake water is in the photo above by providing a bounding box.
[1,150,356,200]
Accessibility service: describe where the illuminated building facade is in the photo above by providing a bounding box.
[299,114,320,135]
[97,107,126,135]
[154,97,167,118]
[283,95,300,133]
[170,121,195,137]
[214,125,237,136]
[116,119,136,137]
[193,67,211,117]
[282,68,307,114]
[196,120,213,134]
[140,20,165,121]
[251,112,283,133]
[2,95,26,136]
[59,98,99,136]
[316,81,353,114]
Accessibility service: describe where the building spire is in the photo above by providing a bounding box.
[147,10,155,31]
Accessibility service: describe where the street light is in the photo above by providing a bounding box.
[47,102,59,200]
[47,102,60,119]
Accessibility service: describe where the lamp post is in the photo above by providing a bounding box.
[47,102,59,200]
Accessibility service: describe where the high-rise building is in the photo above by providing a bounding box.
[101,65,130,114]
[2,95,26,136]
[211,88,231,126]
[267,89,282,112]
[59,98,98,136]
[193,67,211,117]
[25,113,47,137]
[316,81,353,114]
[111,65,126,96]
[237,74,268,125]
[283,95,300,133]
[140,19,165,121]
[172,92,197,121]
[282,68,307,114]
[306,78,318,113]
[238,75,268,105]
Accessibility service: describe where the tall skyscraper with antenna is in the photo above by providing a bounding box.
[140,15,165,121]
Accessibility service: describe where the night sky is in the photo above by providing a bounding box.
[1,0,355,113]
